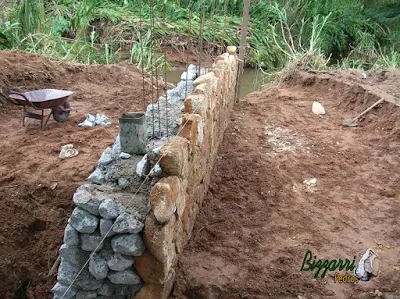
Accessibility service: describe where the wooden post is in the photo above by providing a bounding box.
[234,0,251,104]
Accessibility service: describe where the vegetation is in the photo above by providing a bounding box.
[0,0,399,73]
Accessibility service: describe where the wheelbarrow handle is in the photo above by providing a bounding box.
[9,91,41,110]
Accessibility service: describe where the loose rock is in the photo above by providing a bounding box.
[113,212,144,234]
[107,253,134,271]
[99,198,119,219]
[111,234,145,256]
[70,207,99,234]
[89,253,109,280]
[73,190,103,216]
[98,147,115,167]
[107,268,141,285]
[136,155,150,177]
[88,168,105,185]
[119,152,131,159]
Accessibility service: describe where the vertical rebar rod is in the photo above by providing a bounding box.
[184,0,193,99]
[235,0,251,104]
[222,0,228,55]
[163,1,169,137]
[198,0,206,76]
[150,0,155,138]
[139,0,146,111]
[154,1,161,138]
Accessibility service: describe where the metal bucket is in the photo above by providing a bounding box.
[119,112,147,155]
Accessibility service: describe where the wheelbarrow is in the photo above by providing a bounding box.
[8,89,73,129]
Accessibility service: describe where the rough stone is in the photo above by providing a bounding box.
[51,282,78,298]
[59,244,90,267]
[97,280,115,296]
[159,137,189,177]
[64,224,80,246]
[134,269,175,299]
[118,177,130,189]
[57,259,103,291]
[98,198,119,219]
[150,163,163,177]
[107,268,141,285]
[99,218,115,237]
[107,253,134,271]
[81,231,104,252]
[150,177,179,224]
[134,251,168,284]
[70,207,99,234]
[89,253,109,280]
[136,154,150,177]
[111,234,145,256]
[88,168,105,185]
[112,135,121,156]
[73,190,103,216]
[76,290,97,299]
[119,152,131,159]
[112,212,144,234]
[98,147,115,167]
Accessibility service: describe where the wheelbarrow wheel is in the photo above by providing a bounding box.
[52,101,71,123]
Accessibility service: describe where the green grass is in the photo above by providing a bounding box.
[0,0,398,73]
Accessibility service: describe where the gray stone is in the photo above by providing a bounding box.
[181,69,197,81]
[57,258,80,286]
[88,168,105,185]
[111,234,145,256]
[100,218,115,237]
[57,259,103,291]
[114,284,135,297]
[81,232,104,252]
[51,282,78,298]
[107,268,141,285]
[77,184,96,193]
[76,290,97,299]
[64,224,80,246]
[73,190,103,216]
[113,212,144,234]
[132,282,144,296]
[74,268,104,291]
[89,253,109,280]
[136,154,150,177]
[150,163,162,177]
[145,139,165,161]
[98,147,115,167]
[107,253,133,271]
[59,244,90,266]
[98,280,115,296]
[99,199,119,219]
[118,178,130,189]
[119,152,131,159]
[112,135,121,156]
[70,208,99,234]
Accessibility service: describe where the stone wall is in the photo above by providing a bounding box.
[133,49,238,299]
[51,48,238,299]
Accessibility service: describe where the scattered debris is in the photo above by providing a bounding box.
[59,144,79,159]
[355,248,380,281]
[265,124,306,155]
[79,113,111,127]
[303,178,317,186]
[312,101,326,115]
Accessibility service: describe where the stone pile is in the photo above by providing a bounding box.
[52,184,149,299]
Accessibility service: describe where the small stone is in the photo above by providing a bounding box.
[150,163,163,177]
[226,46,237,54]
[136,155,150,177]
[119,152,131,159]
[113,212,144,234]
[88,168,105,185]
[181,70,197,81]
[98,147,115,167]
[70,208,99,234]
[107,268,141,285]
[107,253,134,271]
[51,282,78,298]
[303,178,317,186]
[112,135,121,156]
[118,178,130,189]
[312,101,325,115]
[111,234,145,256]
[64,224,80,246]
[89,253,109,280]
[99,198,119,219]
[76,290,97,299]
[100,219,115,237]
[81,232,104,252]
[59,244,90,266]
[98,280,115,296]
[73,190,103,216]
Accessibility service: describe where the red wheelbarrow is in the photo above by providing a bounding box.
[8,89,73,129]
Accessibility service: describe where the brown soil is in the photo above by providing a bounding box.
[0,50,158,299]
[172,70,400,299]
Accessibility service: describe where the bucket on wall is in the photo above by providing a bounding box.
[119,112,147,155]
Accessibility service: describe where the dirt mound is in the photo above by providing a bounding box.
[172,70,400,299]
[0,50,157,298]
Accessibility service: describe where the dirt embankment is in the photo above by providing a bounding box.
[172,70,400,299]
[0,50,157,298]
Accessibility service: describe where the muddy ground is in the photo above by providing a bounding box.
[0,50,160,298]
[172,70,400,299]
